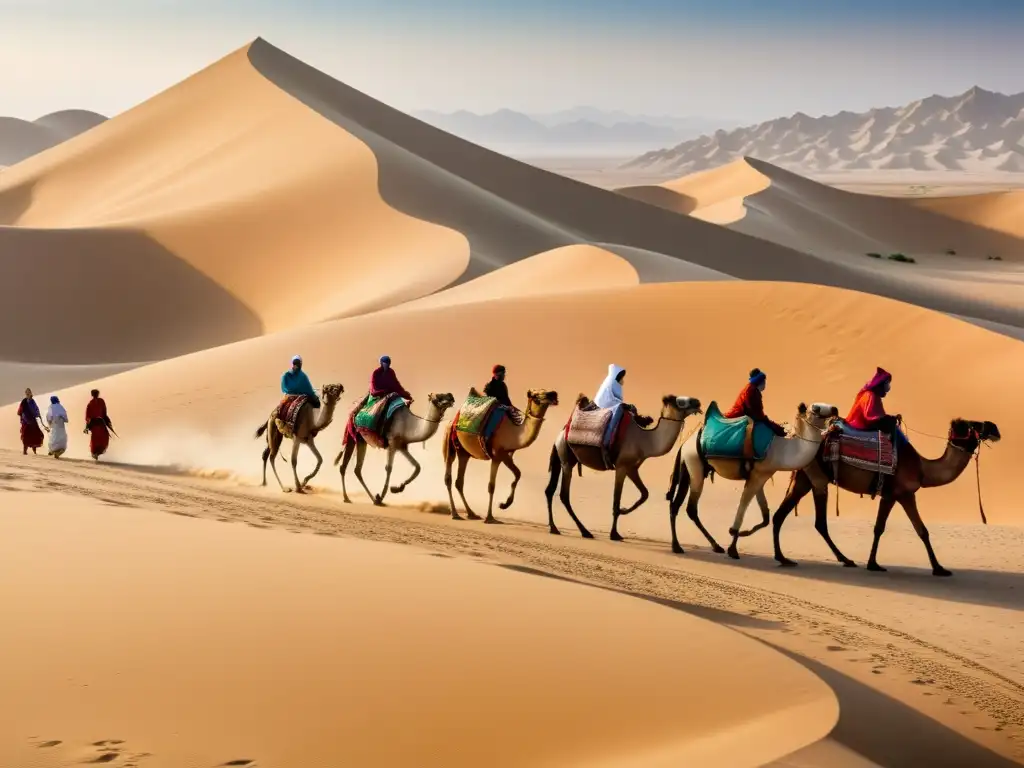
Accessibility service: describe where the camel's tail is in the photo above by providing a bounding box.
[333,450,343,467]
[666,445,682,500]
[254,422,268,440]
[544,444,561,500]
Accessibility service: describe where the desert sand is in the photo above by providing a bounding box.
[1,37,1022,767]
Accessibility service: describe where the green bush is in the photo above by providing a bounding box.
[988,254,1003,261]
[944,248,957,255]
[887,253,916,263]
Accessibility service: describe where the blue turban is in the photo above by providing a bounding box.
[379,355,391,365]
[749,369,766,386]
[50,395,60,404]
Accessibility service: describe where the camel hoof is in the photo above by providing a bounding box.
[549,526,561,536]
[776,557,798,568]
[342,497,352,504]
[728,528,739,537]
[499,501,512,510]
[581,530,594,540]
[866,562,887,573]
[466,512,482,521]
[451,514,463,521]
[390,485,404,494]
[483,517,503,525]
[610,531,624,542]
[672,543,685,555]
[933,567,953,577]
[711,544,725,554]
[727,546,740,560]
[842,559,858,568]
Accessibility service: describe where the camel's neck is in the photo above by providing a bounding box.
[774,422,824,470]
[315,400,337,431]
[508,410,547,450]
[920,441,974,488]
[636,415,684,458]
[408,405,445,444]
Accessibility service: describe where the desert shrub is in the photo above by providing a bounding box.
[865,252,882,258]
[888,253,916,263]
[988,254,1003,261]
[944,248,957,255]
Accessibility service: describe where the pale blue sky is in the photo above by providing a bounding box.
[2,0,1022,123]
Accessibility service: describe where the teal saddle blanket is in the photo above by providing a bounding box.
[700,401,776,461]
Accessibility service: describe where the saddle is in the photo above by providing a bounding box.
[699,401,776,462]
[348,393,408,448]
[451,391,521,460]
[275,395,309,439]
[564,399,630,469]
[825,420,897,476]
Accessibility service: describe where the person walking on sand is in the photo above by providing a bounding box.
[84,389,113,461]
[45,395,69,458]
[17,388,47,455]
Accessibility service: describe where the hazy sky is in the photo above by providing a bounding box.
[2,0,1023,124]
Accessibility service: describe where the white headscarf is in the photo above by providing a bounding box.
[46,400,68,424]
[593,364,626,409]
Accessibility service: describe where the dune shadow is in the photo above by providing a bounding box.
[615,185,699,215]
[771,647,1020,768]
[495,562,781,630]
[0,226,262,364]
[0,174,37,224]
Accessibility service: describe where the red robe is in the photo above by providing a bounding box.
[845,389,887,430]
[85,397,110,457]
[17,398,44,449]
[369,367,411,400]
[724,383,785,436]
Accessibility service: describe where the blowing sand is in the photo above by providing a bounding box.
[1,35,1022,768]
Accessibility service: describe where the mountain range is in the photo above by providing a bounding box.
[626,86,1024,174]
[413,108,736,157]
[0,110,107,166]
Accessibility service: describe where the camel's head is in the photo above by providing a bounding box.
[321,383,344,404]
[525,389,559,416]
[662,395,702,419]
[950,419,1001,450]
[807,402,840,429]
[428,392,456,413]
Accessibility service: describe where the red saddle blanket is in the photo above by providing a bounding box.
[825,428,897,475]
[276,395,309,436]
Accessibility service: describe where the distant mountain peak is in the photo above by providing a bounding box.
[625,85,1024,174]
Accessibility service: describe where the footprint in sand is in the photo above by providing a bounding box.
[37,740,63,748]
[221,761,255,766]
[826,645,846,652]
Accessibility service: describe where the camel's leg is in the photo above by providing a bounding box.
[726,475,770,560]
[610,465,629,542]
[668,456,689,554]
[352,442,378,504]
[261,420,272,487]
[300,439,323,489]
[550,446,592,539]
[811,488,856,567]
[390,445,421,495]
[339,441,357,503]
[736,488,771,538]
[620,466,649,515]
[443,440,463,521]
[544,445,564,534]
[772,471,813,566]
[866,496,898,572]
[268,430,287,492]
[289,437,304,493]
[684,464,723,554]
[899,494,951,576]
[454,450,481,521]
[375,445,398,505]
[483,458,503,524]
[498,453,521,511]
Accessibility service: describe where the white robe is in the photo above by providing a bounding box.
[46,402,68,455]
[593,364,626,410]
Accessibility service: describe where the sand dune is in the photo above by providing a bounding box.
[0,109,106,167]
[617,158,1024,337]
[0,495,837,768]
[911,190,1024,241]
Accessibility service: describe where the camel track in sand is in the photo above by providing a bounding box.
[2,451,1021,763]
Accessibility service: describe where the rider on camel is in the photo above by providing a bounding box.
[281,355,320,408]
[724,368,787,437]
[593,364,653,427]
[845,367,904,444]
[370,355,412,402]
[483,364,513,408]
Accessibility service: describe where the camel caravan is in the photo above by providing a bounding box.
[254,358,1001,577]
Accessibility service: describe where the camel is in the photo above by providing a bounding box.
[772,418,1001,576]
[546,395,703,541]
[666,402,839,559]
[255,383,344,493]
[442,388,559,523]
[335,392,456,506]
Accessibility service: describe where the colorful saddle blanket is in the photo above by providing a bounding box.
[349,393,407,449]
[452,393,523,460]
[699,401,775,461]
[275,395,309,438]
[825,421,897,475]
[564,402,629,468]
